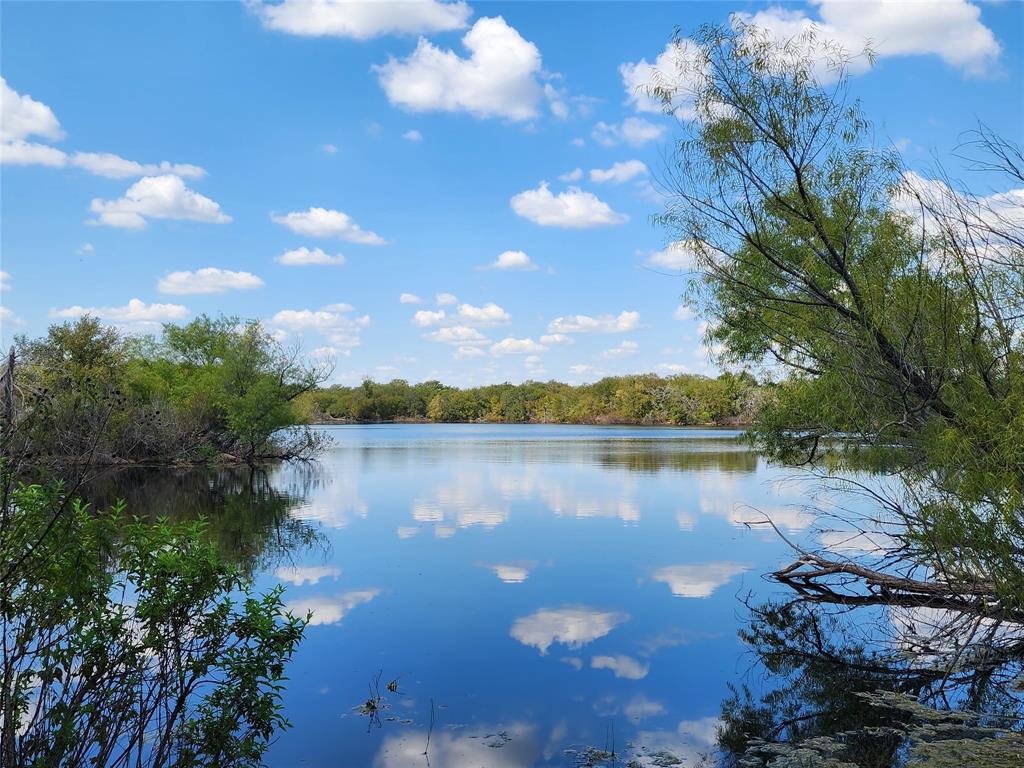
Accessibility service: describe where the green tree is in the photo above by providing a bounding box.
[653,21,1023,601]
[645,19,1024,764]
[12,315,330,466]
[0,480,306,767]
[161,316,328,463]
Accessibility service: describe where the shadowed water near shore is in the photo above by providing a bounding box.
[80,425,837,766]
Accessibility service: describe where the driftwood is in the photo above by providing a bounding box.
[773,553,1014,621]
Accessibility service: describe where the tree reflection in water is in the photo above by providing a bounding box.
[78,463,326,576]
[720,498,1024,767]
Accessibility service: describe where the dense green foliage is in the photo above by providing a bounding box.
[296,371,764,426]
[11,315,328,465]
[656,22,1023,545]
[646,21,1024,766]
[0,480,307,767]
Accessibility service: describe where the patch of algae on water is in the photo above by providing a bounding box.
[738,691,1024,768]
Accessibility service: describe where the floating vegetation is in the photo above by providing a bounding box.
[483,730,513,748]
[643,751,685,767]
[354,670,390,732]
[737,691,1024,767]
[563,746,618,767]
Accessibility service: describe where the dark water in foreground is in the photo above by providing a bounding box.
[88,425,846,767]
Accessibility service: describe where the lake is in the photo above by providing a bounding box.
[89,424,844,766]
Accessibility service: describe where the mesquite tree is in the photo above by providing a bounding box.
[647,21,1024,763]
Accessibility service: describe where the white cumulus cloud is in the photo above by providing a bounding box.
[3,144,206,178]
[483,249,538,271]
[736,0,1001,79]
[592,117,667,147]
[425,325,487,344]
[89,175,231,229]
[252,0,471,39]
[620,39,706,118]
[457,302,510,325]
[647,240,702,271]
[1,79,205,179]
[657,362,689,375]
[510,183,627,228]
[412,309,447,327]
[601,340,638,359]
[490,337,546,356]
[436,292,458,305]
[310,345,350,359]
[402,129,423,141]
[50,298,189,325]
[270,306,370,348]
[454,345,486,358]
[674,305,695,321]
[70,152,205,179]
[271,207,385,244]
[589,159,648,184]
[374,16,544,121]
[1,140,67,167]
[399,292,421,304]
[539,333,574,346]
[157,268,263,295]
[0,76,63,143]
[547,311,640,334]
[275,246,346,266]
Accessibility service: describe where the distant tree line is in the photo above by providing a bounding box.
[6,315,768,469]
[295,371,766,426]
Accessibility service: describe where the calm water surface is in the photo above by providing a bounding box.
[95,425,843,766]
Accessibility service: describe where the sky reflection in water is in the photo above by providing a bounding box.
[110,425,839,766]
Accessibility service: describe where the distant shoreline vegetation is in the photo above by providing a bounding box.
[6,316,765,469]
[295,373,766,427]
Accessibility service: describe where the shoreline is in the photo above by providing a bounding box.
[309,417,753,428]
[40,423,754,468]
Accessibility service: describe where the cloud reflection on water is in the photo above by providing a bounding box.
[651,562,749,598]
[488,562,535,583]
[510,606,629,655]
[373,722,539,768]
[591,653,650,680]
[274,565,341,586]
[285,589,380,626]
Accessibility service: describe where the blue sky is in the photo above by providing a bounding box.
[2,0,1022,386]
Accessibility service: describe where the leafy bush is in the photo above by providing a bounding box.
[11,315,329,465]
[0,481,307,767]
